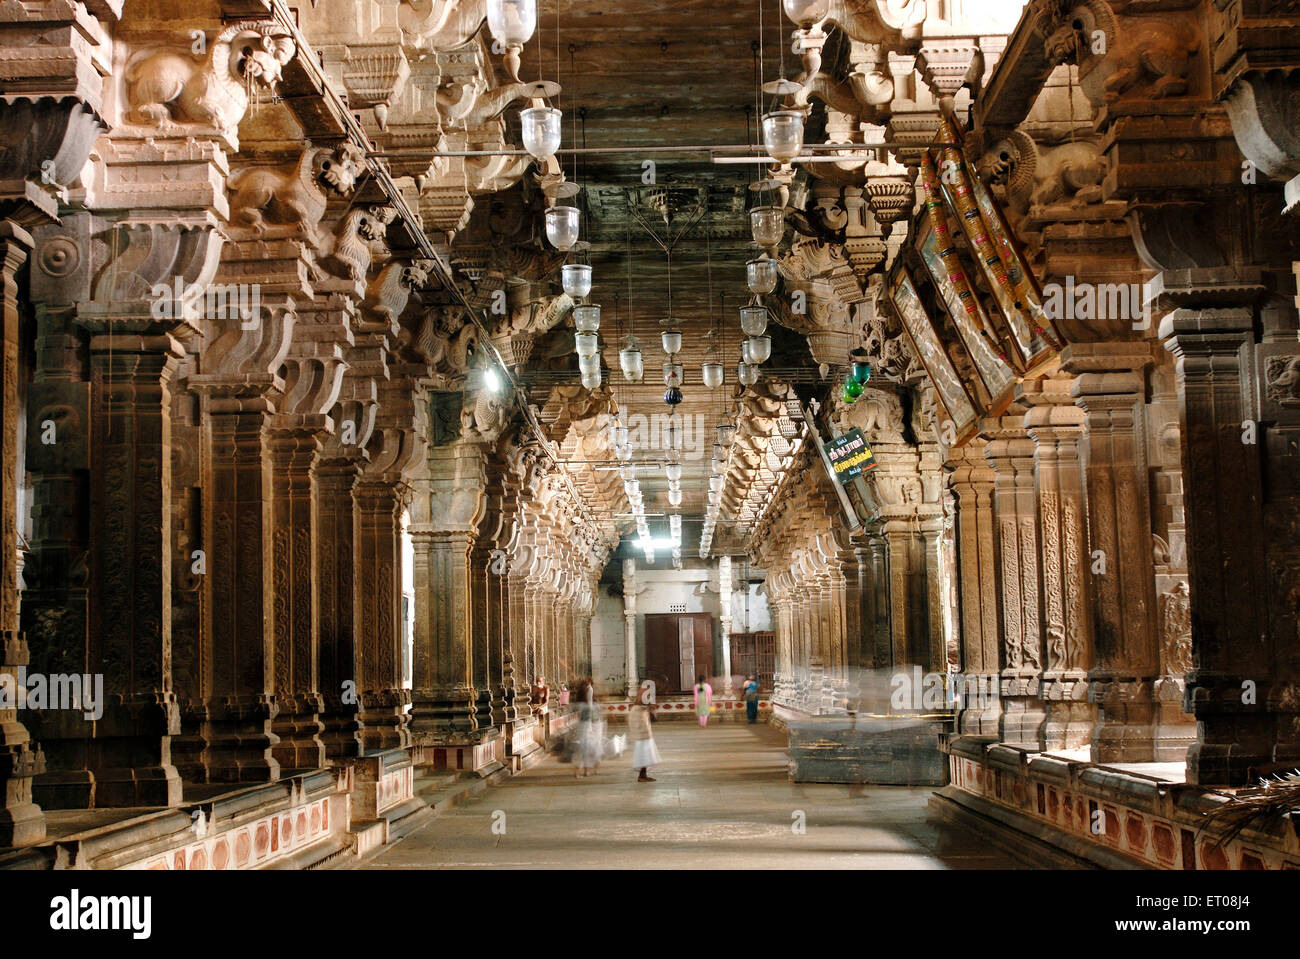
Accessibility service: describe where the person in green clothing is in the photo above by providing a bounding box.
[693,674,713,727]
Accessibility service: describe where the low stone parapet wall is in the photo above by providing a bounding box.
[935,735,1300,870]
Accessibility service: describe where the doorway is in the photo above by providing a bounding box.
[644,613,714,695]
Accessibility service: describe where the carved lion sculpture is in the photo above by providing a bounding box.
[227,147,330,242]
[363,259,431,325]
[125,21,295,131]
[311,207,387,284]
[981,130,1105,212]
[1044,9,1197,103]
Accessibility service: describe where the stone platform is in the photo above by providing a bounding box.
[785,714,953,785]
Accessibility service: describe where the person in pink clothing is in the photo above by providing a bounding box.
[693,675,713,727]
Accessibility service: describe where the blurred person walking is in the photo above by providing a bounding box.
[628,685,660,782]
[693,675,713,728]
[574,678,603,778]
[742,675,760,723]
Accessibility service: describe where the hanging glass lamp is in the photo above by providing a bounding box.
[578,353,601,376]
[701,361,724,390]
[545,206,580,251]
[562,263,592,299]
[668,488,683,507]
[619,341,643,382]
[746,258,780,295]
[738,362,759,386]
[581,369,601,390]
[521,105,562,161]
[739,305,769,336]
[487,0,538,46]
[746,334,772,364]
[574,331,599,356]
[665,462,682,482]
[750,206,786,249]
[783,0,830,25]
[573,304,601,331]
[762,110,805,163]
[661,328,682,355]
[664,386,683,407]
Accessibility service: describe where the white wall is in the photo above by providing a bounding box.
[589,563,771,697]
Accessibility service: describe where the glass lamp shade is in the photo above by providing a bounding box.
[573,304,601,332]
[612,424,630,448]
[581,370,601,390]
[762,110,805,163]
[844,377,864,399]
[562,263,592,299]
[783,0,830,26]
[716,422,736,445]
[578,353,601,376]
[738,362,759,386]
[661,329,682,355]
[708,490,721,506]
[668,488,683,507]
[615,443,632,462]
[841,382,860,404]
[619,345,643,382]
[750,206,786,249]
[664,386,683,407]
[746,334,772,364]
[521,105,562,160]
[666,464,683,483]
[487,0,537,46]
[850,352,873,384]
[708,475,724,493]
[670,514,682,534]
[746,257,780,295]
[619,464,635,482]
[701,361,724,389]
[574,331,599,356]
[739,305,769,336]
[545,206,580,251]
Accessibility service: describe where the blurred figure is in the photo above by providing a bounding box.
[574,678,602,778]
[530,676,548,713]
[628,684,660,782]
[743,674,760,723]
[694,674,713,728]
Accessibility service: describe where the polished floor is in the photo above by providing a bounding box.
[363,721,1029,869]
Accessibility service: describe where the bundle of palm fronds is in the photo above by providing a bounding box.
[1202,770,1300,847]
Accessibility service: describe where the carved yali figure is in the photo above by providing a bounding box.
[125,21,296,132]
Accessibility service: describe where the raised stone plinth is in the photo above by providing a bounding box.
[787,715,952,785]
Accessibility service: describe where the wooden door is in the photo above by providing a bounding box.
[645,613,715,695]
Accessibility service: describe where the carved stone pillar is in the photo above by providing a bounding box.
[0,223,44,843]
[1162,307,1300,783]
[984,410,1047,750]
[946,441,1001,735]
[1024,375,1095,751]
[409,437,484,742]
[79,306,188,804]
[354,474,412,752]
[266,421,327,770]
[316,450,365,759]
[718,556,734,696]
[622,558,638,699]
[1066,346,1191,761]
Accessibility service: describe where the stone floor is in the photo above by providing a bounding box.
[360,721,1032,869]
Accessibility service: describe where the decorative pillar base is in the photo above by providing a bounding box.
[271,693,327,771]
[360,687,412,753]
[203,697,281,784]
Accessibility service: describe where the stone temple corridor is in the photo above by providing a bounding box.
[361,723,1026,870]
[1,0,1299,929]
